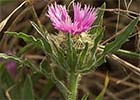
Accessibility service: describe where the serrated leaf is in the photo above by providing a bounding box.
[0,1,27,32]
[6,31,53,57]
[0,52,40,74]
[104,18,138,53]
[0,53,22,63]
[22,75,34,100]
[5,31,44,49]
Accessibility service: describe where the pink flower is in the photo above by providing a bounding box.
[47,2,97,35]
[0,51,17,79]
[6,61,17,79]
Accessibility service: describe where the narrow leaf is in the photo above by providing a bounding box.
[0,53,38,72]
[17,44,33,57]
[89,2,106,34]
[79,43,88,65]
[30,21,46,38]
[91,28,104,57]
[52,42,67,70]
[51,71,70,99]
[0,53,22,63]
[5,31,44,49]
[81,94,88,100]
[6,31,53,56]
[104,18,138,53]
[94,2,106,25]
[77,43,88,70]
[22,75,34,100]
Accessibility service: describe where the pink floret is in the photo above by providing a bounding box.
[47,2,97,35]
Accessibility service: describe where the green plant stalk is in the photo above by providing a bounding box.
[68,73,80,100]
[114,49,140,58]
[99,45,140,59]
[27,0,43,29]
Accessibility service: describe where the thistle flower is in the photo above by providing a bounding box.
[47,2,97,35]
[0,51,17,79]
[6,61,17,79]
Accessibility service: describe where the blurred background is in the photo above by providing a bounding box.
[0,0,140,100]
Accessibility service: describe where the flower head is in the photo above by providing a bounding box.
[6,61,17,79]
[47,2,97,35]
[0,51,17,79]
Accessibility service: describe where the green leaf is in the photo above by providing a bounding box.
[0,53,22,63]
[6,31,53,57]
[95,74,109,100]
[17,44,33,57]
[52,42,68,71]
[104,18,138,53]
[51,70,70,99]
[40,59,69,99]
[100,45,140,59]
[41,39,52,54]
[91,28,104,57]
[81,94,88,100]
[30,21,53,54]
[5,31,44,49]
[77,43,88,69]
[0,1,27,32]
[94,2,106,26]
[22,75,35,100]
[115,49,140,58]
[40,80,55,99]
[77,28,104,73]
[94,55,106,69]
[30,21,46,38]
[79,43,88,65]
[0,53,40,73]
[39,58,52,78]
[79,54,105,73]
[89,2,106,34]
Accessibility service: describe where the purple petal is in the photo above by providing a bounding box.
[6,61,17,79]
[47,2,97,35]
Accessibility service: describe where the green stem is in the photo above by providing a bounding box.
[99,45,140,58]
[68,73,80,100]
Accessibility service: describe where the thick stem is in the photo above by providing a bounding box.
[68,73,80,100]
